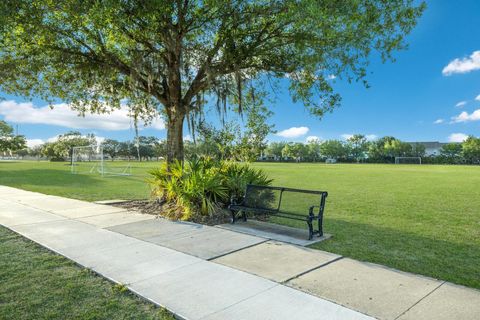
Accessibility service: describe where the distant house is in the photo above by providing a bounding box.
[407,142,449,156]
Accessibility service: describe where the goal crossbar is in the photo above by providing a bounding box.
[71,145,132,176]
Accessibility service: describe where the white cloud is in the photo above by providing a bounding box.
[455,101,467,107]
[442,51,480,76]
[475,94,480,101]
[448,133,468,142]
[276,126,309,138]
[327,74,336,80]
[26,139,44,148]
[0,100,165,131]
[451,109,480,123]
[306,135,321,143]
[183,134,193,142]
[434,119,444,124]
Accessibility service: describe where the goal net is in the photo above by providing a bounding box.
[395,157,422,164]
[71,145,132,176]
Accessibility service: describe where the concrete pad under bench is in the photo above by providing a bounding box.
[217,220,331,246]
[397,282,480,320]
[129,260,277,320]
[288,258,443,320]
[75,211,154,228]
[203,282,374,320]
[214,241,341,282]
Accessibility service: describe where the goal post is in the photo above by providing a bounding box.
[71,145,132,176]
[395,156,422,164]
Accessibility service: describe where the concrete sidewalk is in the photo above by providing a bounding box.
[1,185,479,320]
[0,186,371,320]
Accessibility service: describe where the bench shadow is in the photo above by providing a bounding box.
[270,216,480,290]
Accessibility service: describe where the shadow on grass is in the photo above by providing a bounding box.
[271,216,480,289]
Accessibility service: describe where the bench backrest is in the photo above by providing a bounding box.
[243,184,328,216]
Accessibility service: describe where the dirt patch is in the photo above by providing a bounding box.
[111,199,231,226]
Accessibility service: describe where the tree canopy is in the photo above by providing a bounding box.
[41,131,96,161]
[0,0,425,162]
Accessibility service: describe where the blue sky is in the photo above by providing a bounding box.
[1,0,480,147]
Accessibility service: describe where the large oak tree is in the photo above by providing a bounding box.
[0,0,425,163]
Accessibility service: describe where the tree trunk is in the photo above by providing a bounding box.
[166,112,185,164]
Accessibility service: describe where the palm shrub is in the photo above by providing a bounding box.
[147,157,272,221]
[220,161,272,201]
[148,158,226,220]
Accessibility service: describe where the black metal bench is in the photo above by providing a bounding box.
[228,184,328,240]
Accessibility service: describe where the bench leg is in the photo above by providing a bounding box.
[306,217,314,240]
[242,211,247,222]
[230,210,236,224]
[317,214,324,237]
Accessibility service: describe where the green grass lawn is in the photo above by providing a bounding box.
[0,225,174,319]
[0,160,479,290]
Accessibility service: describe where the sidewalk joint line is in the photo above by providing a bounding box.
[282,255,344,284]
[393,281,446,320]
[206,239,269,261]
[69,209,137,220]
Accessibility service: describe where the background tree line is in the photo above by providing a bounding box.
[8,119,480,165]
[263,134,480,165]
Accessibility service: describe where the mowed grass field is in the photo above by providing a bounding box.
[0,160,479,289]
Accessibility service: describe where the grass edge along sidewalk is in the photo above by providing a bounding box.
[0,225,174,320]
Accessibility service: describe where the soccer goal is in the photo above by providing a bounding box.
[71,145,132,176]
[395,156,422,164]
